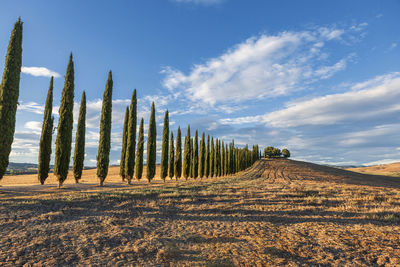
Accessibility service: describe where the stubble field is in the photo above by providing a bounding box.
[1,159,400,266]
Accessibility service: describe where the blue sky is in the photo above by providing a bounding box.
[0,0,399,166]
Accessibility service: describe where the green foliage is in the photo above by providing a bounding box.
[119,106,129,180]
[125,90,137,182]
[199,132,205,178]
[54,53,75,187]
[0,18,23,180]
[174,127,182,180]
[146,102,157,182]
[135,118,144,181]
[160,110,169,181]
[169,131,174,179]
[38,77,54,184]
[193,130,199,178]
[221,141,225,176]
[190,137,194,178]
[73,91,86,183]
[183,126,191,179]
[210,137,214,177]
[282,148,291,158]
[205,135,210,178]
[97,71,113,186]
[264,146,282,158]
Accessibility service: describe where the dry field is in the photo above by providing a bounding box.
[1,159,400,266]
[348,162,400,177]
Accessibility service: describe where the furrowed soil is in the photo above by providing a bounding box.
[1,159,400,266]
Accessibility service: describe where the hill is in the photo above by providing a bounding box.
[347,162,400,177]
[0,159,399,266]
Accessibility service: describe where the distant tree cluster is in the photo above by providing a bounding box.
[264,146,290,158]
[0,18,264,187]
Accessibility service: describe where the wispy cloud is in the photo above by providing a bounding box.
[21,66,61,78]
[162,26,351,106]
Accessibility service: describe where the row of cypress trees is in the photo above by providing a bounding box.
[119,101,262,183]
[0,18,261,187]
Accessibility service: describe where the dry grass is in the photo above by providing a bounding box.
[1,159,400,266]
[348,162,400,177]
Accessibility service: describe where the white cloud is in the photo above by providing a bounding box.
[21,66,61,78]
[18,101,44,115]
[163,27,350,106]
[261,73,400,127]
[24,121,42,132]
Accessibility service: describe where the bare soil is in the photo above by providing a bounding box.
[1,159,399,266]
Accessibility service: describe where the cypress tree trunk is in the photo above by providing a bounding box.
[199,132,205,178]
[160,110,169,181]
[169,132,174,179]
[38,77,54,185]
[210,137,214,177]
[193,130,199,178]
[135,118,144,180]
[125,90,137,184]
[174,127,182,180]
[72,91,86,183]
[0,18,23,180]
[96,71,113,186]
[120,106,129,181]
[54,53,75,188]
[183,126,191,180]
[205,135,210,178]
[146,102,156,182]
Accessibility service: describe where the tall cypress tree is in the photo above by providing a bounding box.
[54,53,75,188]
[120,106,129,181]
[214,139,218,177]
[38,77,54,185]
[199,132,205,178]
[160,110,169,181]
[73,91,86,183]
[169,131,174,179]
[221,141,225,176]
[225,144,229,175]
[125,90,137,183]
[183,125,191,179]
[0,18,23,180]
[135,118,144,180]
[146,102,156,182]
[190,137,194,178]
[210,137,215,177]
[193,130,199,178]
[174,127,182,180]
[205,135,210,178]
[97,71,113,186]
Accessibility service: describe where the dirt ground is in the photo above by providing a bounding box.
[1,159,400,266]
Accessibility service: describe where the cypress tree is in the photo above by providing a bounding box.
[72,91,86,183]
[199,132,205,178]
[190,137,194,178]
[169,131,174,179]
[120,106,129,181]
[97,71,113,186]
[160,110,169,181]
[183,126,191,179]
[54,53,75,188]
[205,135,210,178]
[221,141,225,176]
[38,77,54,185]
[193,130,199,178]
[146,102,156,182]
[210,137,214,177]
[125,90,137,184]
[225,144,228,175]
[174,127,182,180]
[214,139,219,177]
[135,118,144,180]
[0,18,23,180]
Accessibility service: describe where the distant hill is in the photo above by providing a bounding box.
[347,162,400,177]
[5,162,96,175]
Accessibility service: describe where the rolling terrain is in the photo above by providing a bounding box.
[347,162,400,177]
[0,159,399,266]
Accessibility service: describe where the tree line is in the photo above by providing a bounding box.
[0,18,263,187]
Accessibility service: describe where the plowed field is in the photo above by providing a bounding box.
[1,159,399,266]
